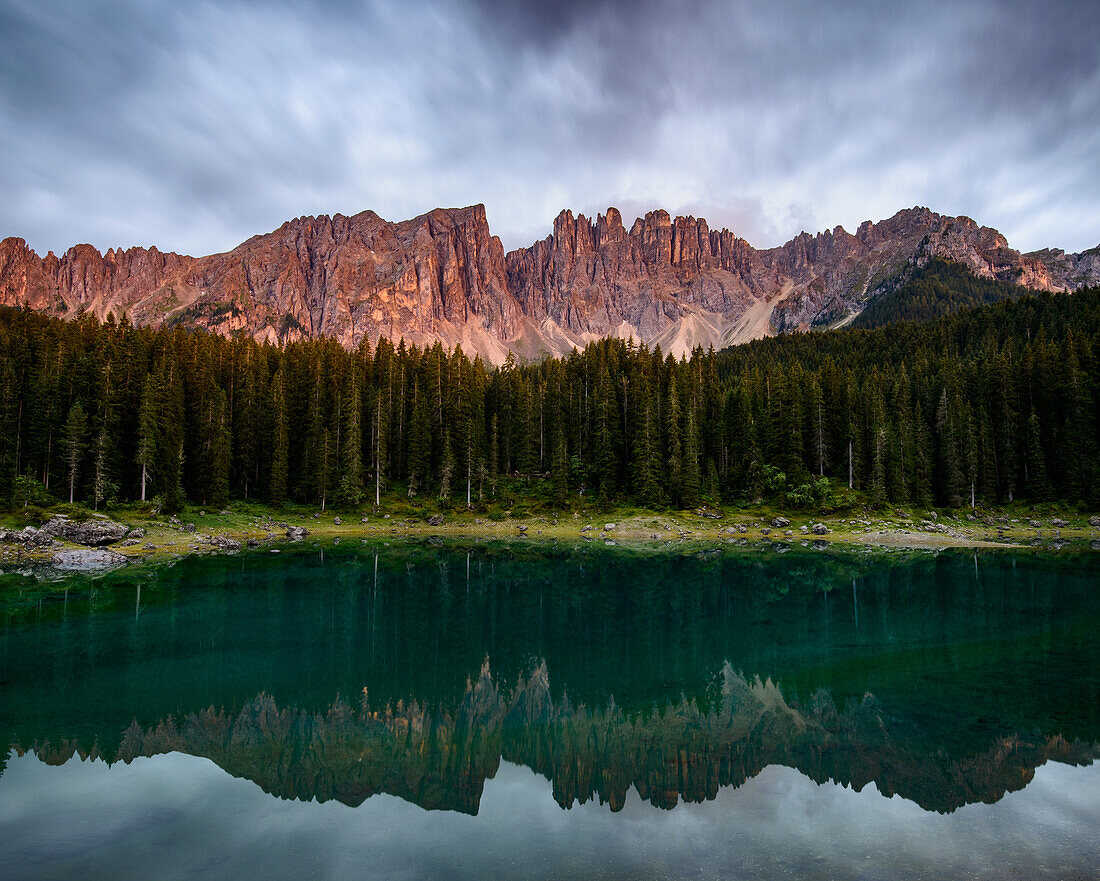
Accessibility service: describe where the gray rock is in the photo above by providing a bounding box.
[39,517,129,547]
[184,523,196,533]
[128,528,145,539]
[1089,516,1100,528]
[428,514,444,526]
[16,525,53,547]
[1052,518,1070,528]
[771,517,790,528]
[286,526,309,540]
[333,516,342,526]
[51,548,127,571]
[604,522,616,531]
[247,538,260,547]
[812,523,830,535]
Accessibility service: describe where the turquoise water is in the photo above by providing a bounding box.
[1,543,1099,879]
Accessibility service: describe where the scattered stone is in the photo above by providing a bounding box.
[1030,520,1043,528]
[517,524,528,533]
[604,522,616,531]
[799,525,809,534]
[361,517,369,523]
[144,543,156,550]
[333,516,342,526]
[184,523,196,533]
[128,528,145,539]
[210,535,241,551]
[51,548,127,571]
[247,538,260,547]
[1052,518,1070,528]
[771,517,790,528]
[286,526,309,540]
[581,525,592,532]
[119,538,141,548]
[1089,516,1100,528]
[812,523,830,535]
[428,514,444,526]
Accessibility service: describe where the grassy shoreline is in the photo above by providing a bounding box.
[3,500,1100,570]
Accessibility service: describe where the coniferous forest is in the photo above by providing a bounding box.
[1,270,1098,515]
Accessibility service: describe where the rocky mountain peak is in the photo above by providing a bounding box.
[2,204,1097,364]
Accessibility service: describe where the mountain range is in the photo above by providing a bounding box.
[2,205,1098,364]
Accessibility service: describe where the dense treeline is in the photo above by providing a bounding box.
[854,259,1030,329]
[0,282,1098,513]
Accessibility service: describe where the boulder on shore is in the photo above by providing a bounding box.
[771,517,790,529]
[286,526,309,540]
[40,516,129,547]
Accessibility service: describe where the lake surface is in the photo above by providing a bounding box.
[2,543,1099,880]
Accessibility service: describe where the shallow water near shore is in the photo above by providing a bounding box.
[2,543,1099,880]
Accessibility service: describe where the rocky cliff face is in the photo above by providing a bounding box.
[3,205,1097,363]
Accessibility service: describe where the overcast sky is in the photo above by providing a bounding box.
[2,0,1098,257]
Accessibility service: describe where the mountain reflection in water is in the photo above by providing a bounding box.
[17,660,1098,815]
[2,544,1099,818]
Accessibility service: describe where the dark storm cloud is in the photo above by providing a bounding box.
[1,0,1098,258]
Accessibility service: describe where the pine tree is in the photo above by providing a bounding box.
[270,369,289,505]
[210,388,231,508]
[407,381,431,498]
[632,400,662,507]
[137,373,157,502]
[91,425,117,510]
[63,401,87,504]
[337,366,364,507]
[680,403,702,507]
[551,426,569,507]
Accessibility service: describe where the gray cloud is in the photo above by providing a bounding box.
[1,0,1098,258]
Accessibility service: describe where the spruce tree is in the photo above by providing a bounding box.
[63,401,87,504]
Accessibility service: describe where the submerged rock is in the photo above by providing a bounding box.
[51,548,127,571]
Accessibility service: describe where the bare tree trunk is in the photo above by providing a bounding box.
[141,463,147,502]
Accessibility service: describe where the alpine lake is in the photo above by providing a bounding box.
[1,539,1098,880]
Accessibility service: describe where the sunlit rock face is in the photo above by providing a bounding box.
[19,661,1098,816]
[2,205,1097,364]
